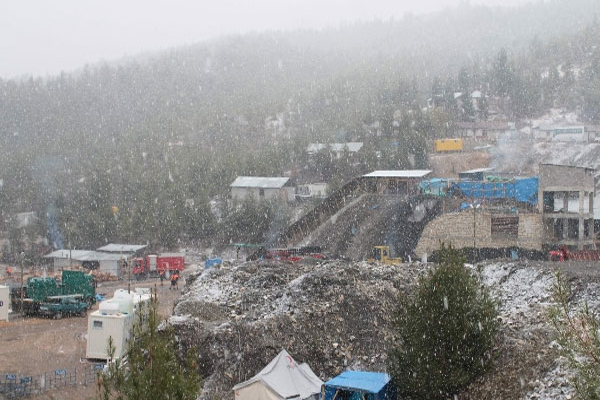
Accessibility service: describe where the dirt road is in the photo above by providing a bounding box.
[0,277,184,400]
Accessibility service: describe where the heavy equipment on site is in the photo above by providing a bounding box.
[368,246,403,265]
[18,270,96,317]
[132,253,185,279]
[549,246,600,262]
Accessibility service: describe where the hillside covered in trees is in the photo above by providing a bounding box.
[2,0,600,255]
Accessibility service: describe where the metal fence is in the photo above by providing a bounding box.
[0,364,105,398]
[0,374,42,398]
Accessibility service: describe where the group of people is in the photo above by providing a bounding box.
[159,270,180,289]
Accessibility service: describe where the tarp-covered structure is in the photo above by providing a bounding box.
[451,177,538,205]
[322,371,396,400]
[232,349,323,400]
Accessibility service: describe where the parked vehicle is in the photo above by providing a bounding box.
[368,246,403,265]
[549,246,600,261]
[132,254,185,280]
[38,296,88,318]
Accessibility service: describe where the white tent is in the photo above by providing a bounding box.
[232,349,323,400]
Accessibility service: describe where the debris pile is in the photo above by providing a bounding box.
[170,259,426,399]
[170,259,600,400]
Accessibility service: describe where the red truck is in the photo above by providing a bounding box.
[549,247,600,262]
[132,253,185,279]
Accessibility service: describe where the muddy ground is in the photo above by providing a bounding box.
[0,269,187,400]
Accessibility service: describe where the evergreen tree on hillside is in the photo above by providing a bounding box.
[98,293,201,400]
[388,245,499,399]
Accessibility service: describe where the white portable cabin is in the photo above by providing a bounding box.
[0,285,9,322]
[86,288,151,360]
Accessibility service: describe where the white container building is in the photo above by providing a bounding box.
[86,288,151,360]
[0,285,9,322]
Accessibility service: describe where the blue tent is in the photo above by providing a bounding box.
[322,371,396,400]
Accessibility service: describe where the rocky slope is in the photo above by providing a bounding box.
[170,259,600,399]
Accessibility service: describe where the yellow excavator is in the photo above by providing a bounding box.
[368,246,403,265]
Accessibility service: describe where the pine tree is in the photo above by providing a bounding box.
[98,292,201,400]
[550,272,600,399]
[387,244,499,400]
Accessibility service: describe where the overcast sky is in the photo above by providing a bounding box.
[0,0,533,79]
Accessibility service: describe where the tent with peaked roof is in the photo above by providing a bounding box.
[232,349,323,400]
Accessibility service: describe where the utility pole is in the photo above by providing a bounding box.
[471,203,480,264]
[20,251,24,314]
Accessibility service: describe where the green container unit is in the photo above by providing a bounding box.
[27,277,61,302]
[61,270,96,303]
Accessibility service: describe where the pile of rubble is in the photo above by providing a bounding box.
[170,259,426,399]
[170,259,600,400]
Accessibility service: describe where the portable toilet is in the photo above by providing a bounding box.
[0,285,9,322]
[322,371,396,400]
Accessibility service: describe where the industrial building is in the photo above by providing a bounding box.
[415,163,597,256]
[230,176,295,202]
[538,163,596,250]
[362,170,432,196]
[43,250,124,275]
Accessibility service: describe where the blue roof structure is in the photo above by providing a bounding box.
[325,371,391,393]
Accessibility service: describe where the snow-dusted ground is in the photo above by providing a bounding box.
[170,259,600,399]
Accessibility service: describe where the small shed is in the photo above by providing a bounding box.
[322,371,396,400]
[232,349,323,400]
[230,177,295,202]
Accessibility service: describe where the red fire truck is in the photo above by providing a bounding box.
[549,246,600,262]
[132,253,185,279]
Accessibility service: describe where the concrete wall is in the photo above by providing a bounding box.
[414,210,543,257]
[231,187,294,202]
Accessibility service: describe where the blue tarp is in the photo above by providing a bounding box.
[323,371,396,400]
[452,177,538,205]
[419,178,452,196]
[205,258,222,269]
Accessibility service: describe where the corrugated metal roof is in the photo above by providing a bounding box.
[44,250,124,261]
[540,163,595,171]
[230,176,290,189]
[363,170,432,178]
[78,251,124,261]
[462,167,494,174]
[96,244,147,253]
[307,142,363,154]
[44,250,93,259]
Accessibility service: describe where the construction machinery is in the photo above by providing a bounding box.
[549,246,600,262]
[368,246,403,265]
[19,270,96,316]
[132,253,185,280]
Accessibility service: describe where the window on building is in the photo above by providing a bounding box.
[93,320,103,329]
[491,216,519,238]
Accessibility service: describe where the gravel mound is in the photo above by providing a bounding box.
[170,259,600,400]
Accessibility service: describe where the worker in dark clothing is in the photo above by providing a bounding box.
[159,270,165,286]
